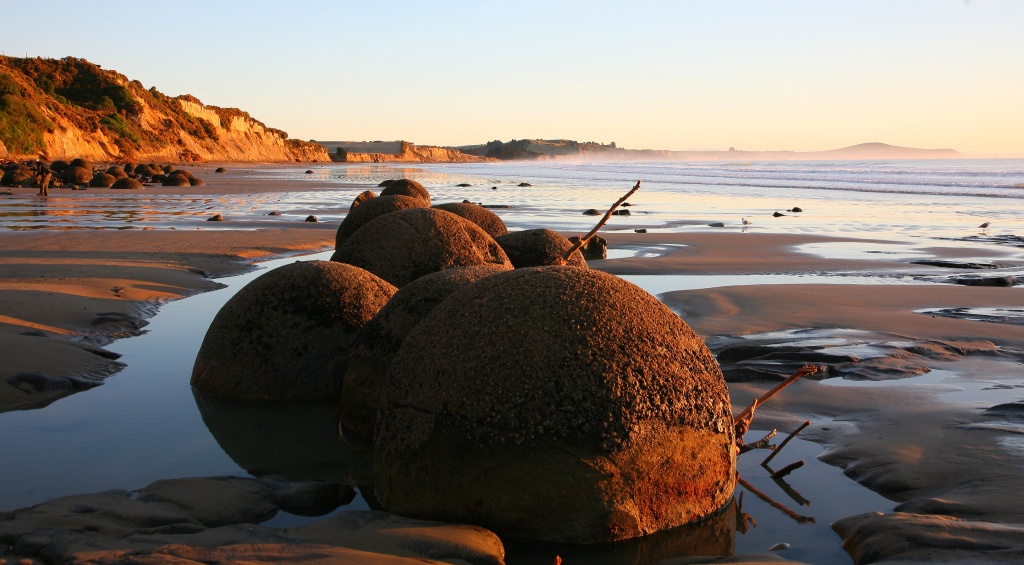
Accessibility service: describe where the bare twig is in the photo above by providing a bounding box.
[770,460,805,480]
[733,365,818,426]
[561,180,641,263]
[737,475,816,524]
[738,428,777,454]
[763,420,812,466]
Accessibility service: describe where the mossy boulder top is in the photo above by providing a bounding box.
[191,260,397,402]
[334,194,426,250]
[375,266,735,543]
[380,178,430,205]
[332,208,512,287]
[432,202,508,239]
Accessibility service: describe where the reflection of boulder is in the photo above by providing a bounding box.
[504,501,735,564]
[433,202,508,239]
[375,266,736,543]
[380,178,430,205]
[339,264,511,437]
[496,228,587,268]
[191,261,396,401]
[193,389,373,488]
[333,208,512,287]
[334,194,426,250]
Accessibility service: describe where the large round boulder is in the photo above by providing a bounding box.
[89,173,117,187]
[62,165,93,185]
[349,190,376,211]
[163,173,191,187]
[105,166,129,179]
[495,228,587,268]
[191,260,397,402]
[334,194,426,250]
[380,178,430,205]
[433,202,508,239]
[375,266,735,543]
[333,208,512,287]
[339,264,511,437]
[1,167,33,187]
[111,178,144,190]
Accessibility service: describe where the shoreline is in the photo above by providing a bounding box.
[2,164,1024,564]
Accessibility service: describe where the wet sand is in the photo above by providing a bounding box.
[2,166,1024,563]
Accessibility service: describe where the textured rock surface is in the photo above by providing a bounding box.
[379,178,431,205]
[191,261,396,401]
[339,264,511,436]
[333,194,426,250]
[375,266,735,543]
[433,202,508,239]
[496,228,587,268]
[333,208,512,287]
[349,189,377,210]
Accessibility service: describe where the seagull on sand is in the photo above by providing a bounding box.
[979,221,990,229]
[741,218,752,226]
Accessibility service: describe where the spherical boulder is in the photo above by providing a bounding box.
[62,166,93,185]
[89,173,116,188]
[49,160,69,172]
[163,173,191,187]
[333,208,512,287]
[191,260,397,402]
[339,264,511,437]
[433,202,508,239]
[495,228,587,268]
[335,194,426,250]
[69,158,91,170]
[349,190,376,211]
[105,166,128,179]
[380,178,430,205]
[1,167,33,187]
[189,177,206,186]
[375,266,736,543]
[169,169,195,180]
[111,178,144,190]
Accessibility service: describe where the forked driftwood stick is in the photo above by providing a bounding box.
[763,420,812,466]
[733,365,818,426]
[737,475,816,524]
[770,460,805,480]
[561,180,642,262]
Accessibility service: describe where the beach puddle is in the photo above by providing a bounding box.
[919,307,1024,325]
[620,273,934,297]
[795,241,934,261]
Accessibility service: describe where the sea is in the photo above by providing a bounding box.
[1,159,1023,564]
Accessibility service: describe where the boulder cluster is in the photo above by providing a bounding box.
[0,158,205,189]
[190,179,735,544]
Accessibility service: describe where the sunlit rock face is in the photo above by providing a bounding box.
[191,261,396,402]
[374,266,735,543]
[332,208,512,288]
[333,194,427,250]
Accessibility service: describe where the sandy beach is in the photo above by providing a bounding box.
[2,165,1023,564]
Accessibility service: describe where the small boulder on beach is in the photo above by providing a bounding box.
[380,178,430,205]
[496,228,586,268]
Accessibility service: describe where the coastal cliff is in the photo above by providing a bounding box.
[320,141,489,163]
[0,56,328,163]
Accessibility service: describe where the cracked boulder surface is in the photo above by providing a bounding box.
[375,266,735,544]
[191,261,396,402]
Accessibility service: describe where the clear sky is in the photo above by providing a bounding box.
[3,0,1022,155]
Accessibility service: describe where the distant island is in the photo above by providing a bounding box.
[323,139,961,163]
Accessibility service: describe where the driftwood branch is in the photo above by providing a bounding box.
[737,475,816,524]
[561,180,641,263]
[770,460,805,480]
[763,419,811,466]
[733,365,818,426]
[772,475,811,507]
[738,428,777,454]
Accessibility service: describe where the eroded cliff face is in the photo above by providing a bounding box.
[344,142,488,163]
[0,56,329,163]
